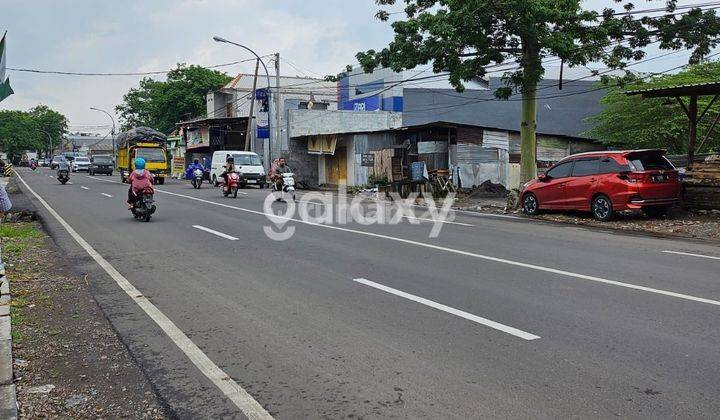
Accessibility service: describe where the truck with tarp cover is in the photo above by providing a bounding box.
[116,127,169,184]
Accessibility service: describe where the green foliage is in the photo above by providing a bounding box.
[360,1,720,96]
[585,60,720,153]
[368,172,389,186]
[0,105,68,157]
[116,64,232,133]
[0,223,42,238]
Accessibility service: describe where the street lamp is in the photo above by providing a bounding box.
[213,36,273,157]
[89,107,116,156]
[36,129,53,158]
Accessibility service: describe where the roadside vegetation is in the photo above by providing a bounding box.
[585,61,720,153]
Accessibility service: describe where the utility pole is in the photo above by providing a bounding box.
[275,52,282,153]
[245,59,260,151]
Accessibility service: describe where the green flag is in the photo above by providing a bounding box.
[0,32,13,102]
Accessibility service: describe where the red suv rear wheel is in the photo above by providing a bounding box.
[591,195,614,221]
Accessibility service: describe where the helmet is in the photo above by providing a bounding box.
[134,157,146,169]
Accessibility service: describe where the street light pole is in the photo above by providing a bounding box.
[36,129,53,158]
[89,107,116,157]
[212,36,273,162]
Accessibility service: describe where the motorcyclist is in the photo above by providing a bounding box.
[185,159,205,179]
[220,155,236,187]
[127,157,154,209]
[56,157,70,176]
[270,157,294,202]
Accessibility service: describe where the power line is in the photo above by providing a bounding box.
[612,1,720,16]
[402,51,720,116]
[6,55,274,77]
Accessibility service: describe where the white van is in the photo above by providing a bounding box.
[210,151,267,188]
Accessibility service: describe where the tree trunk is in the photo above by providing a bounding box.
[519,82,537,185]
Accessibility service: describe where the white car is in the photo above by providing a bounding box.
[71,156,91,172]
[210,151,267,188]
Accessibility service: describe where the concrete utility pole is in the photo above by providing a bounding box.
[245,59,260,151]
[275,52,282,152]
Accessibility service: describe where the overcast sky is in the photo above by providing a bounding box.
[0,0,711,134]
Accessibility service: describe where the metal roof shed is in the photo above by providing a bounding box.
[626,81,720,166]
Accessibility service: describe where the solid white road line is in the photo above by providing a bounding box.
[662,250,720,261]
[81,186,89,190]
[411,204,522,220]
[402,215,474,227]
[192,225,239,241]
[295,199,474,226]
[86,175,720,307]
[354,278,540,340]
[100,193,113,198]
[15,173,273,419]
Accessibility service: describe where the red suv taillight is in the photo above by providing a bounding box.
[618,171,648,183]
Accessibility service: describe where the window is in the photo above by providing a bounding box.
[135,148,166,163]
[628,153,674,171]
[571,158,599,176]
[232,154,261,166]
[546,161,573,179]
[599,157,629,174]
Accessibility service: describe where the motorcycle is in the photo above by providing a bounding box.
[191,168,204,189]
[30,161,38,171]
[130,186,156,222]
[57,169,69,184]
[274,172,296,202]
[222,171,241,198]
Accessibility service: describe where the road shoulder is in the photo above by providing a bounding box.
[1,190,167,417]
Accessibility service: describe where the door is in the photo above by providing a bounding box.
[564,158,600,210]
[534,160,574,209]
[326,147,347,185]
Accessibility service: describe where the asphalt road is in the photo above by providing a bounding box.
[13,167,720,419]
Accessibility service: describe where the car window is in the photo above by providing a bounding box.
[571,158,600,176]
[628,153,674,170]
[232,154,261,166]
[546,161,573,179]
[599,157,630,174]
[135,148,166,162]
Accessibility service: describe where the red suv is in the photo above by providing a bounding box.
[520,149,681,221]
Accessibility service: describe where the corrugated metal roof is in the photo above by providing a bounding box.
[625,81,720,98]
[403,79,607,139]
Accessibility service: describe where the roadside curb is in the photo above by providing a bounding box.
[0,269,17,419]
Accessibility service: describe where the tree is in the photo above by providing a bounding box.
[585,60,720,154]
[116,64,232,133]
[29,104,69,154]
[358,0,720,186]
[0,105,68,157]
